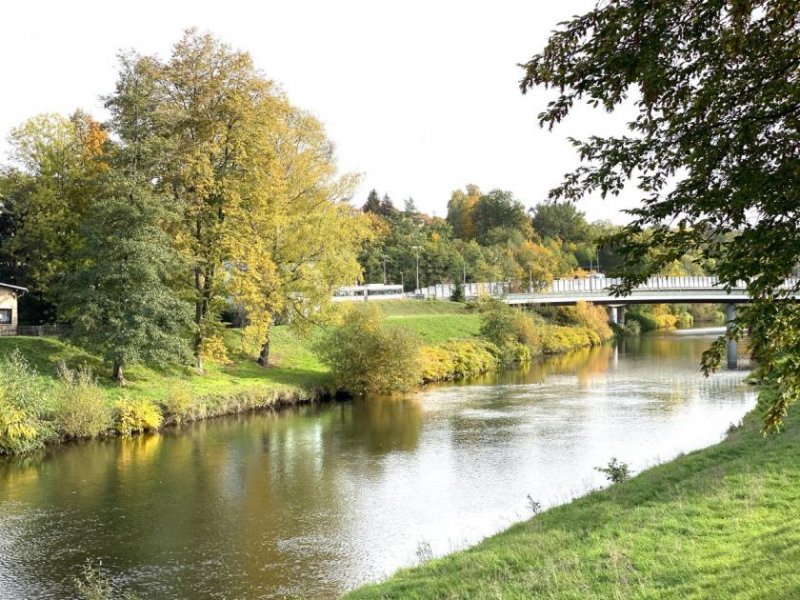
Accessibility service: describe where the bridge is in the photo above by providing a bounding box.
[419,276,800,369]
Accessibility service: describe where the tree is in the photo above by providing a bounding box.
[363,189,381,213]
[0,112,107,320]
[446,184,480,240]
[61,56,191,383]
[228,103,369,367]
[113,30,279,371]
[531,202,589,245]
[60,177,191,383]
[314,304,421,395]
[472,190,532,244]
[522,0,800,430]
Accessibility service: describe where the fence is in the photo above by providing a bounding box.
[0,324,66,337]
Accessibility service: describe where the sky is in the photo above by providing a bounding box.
[0,0,641,223]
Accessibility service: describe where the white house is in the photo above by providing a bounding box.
[0,283,27,334]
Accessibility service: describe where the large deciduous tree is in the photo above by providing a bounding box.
[117,30,280,371]
[471,189,532,244]
[61,55,191,383]
[229,103,369,367]
[522,0,800,429]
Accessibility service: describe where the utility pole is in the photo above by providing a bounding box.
[411,245,422,292]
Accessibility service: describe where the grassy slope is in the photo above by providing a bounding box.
[380,300,482,343]
[347,405,800,600]
[0,300,479,403]
[0,326,329,404]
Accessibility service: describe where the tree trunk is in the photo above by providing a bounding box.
[258,323,271,368]
[112,360,125,385]
[193,265,205,372]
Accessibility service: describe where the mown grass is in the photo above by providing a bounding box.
[379,300,482,343]
[347,403,800,599]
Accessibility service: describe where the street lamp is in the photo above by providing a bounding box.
[411,245,422,293]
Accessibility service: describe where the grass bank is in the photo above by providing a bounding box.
[346,400,800,599]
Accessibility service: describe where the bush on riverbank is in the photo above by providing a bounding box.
[315,304,422,395]
[479,299,612,361]
[55,364,113,440]
[419,340,501,382]
[0,351,54,454]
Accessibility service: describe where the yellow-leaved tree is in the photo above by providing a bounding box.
[228,101,371,367]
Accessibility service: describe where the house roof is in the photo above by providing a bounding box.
[0,282,28,293]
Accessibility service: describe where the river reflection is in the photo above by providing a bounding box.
[0,329,756,599]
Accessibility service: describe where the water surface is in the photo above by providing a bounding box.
[0,330,755,598]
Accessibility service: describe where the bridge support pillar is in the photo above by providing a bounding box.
[607,306,619,325]
[618,306,626,325]
[726,303,737,369]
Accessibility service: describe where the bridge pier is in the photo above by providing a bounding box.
[726,303,737,369]
[618,306,626,325]
[607,306,619,325]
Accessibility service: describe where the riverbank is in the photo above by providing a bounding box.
[345,395,797,599]
[0,300,612,455]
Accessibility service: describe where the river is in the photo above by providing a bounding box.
[0,328,756,599]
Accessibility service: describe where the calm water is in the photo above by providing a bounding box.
[0,329,755,599]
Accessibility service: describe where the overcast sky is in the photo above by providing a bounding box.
[0,0,641,222]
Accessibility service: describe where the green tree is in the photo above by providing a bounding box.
[472,189,532,244]
[362,189,381,214]
[531,202,590,245]
[522,0,800,429]
[0,112,107,320]
[62,57,191,383]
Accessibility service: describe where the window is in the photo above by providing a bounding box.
[0,309,10,324]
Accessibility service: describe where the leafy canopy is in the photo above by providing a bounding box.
[522,0,800,430]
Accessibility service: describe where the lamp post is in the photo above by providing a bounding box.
[411,245,422,293]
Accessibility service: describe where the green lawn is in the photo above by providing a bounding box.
[0,325,330,404]
[347,402,800,599]
[380,300,482,343]
[378,300,472,316]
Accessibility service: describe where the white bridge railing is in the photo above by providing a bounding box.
[547,276,798,295]
[413,276,800,301]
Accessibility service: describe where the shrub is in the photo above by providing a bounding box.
[113,397,162,436]
[554,302,613,341]
[0,350,54,454]
[314,304,421,395]
[450,282,465,302]
[419,340,500,382]
[74,559,140,600]
[677,312,694,328]
[478,299,541,360]
[626,310,659,332]
[55,364,112,440]
[621,319,642,336]
[161,382,199,425]
[595,457,631,483]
